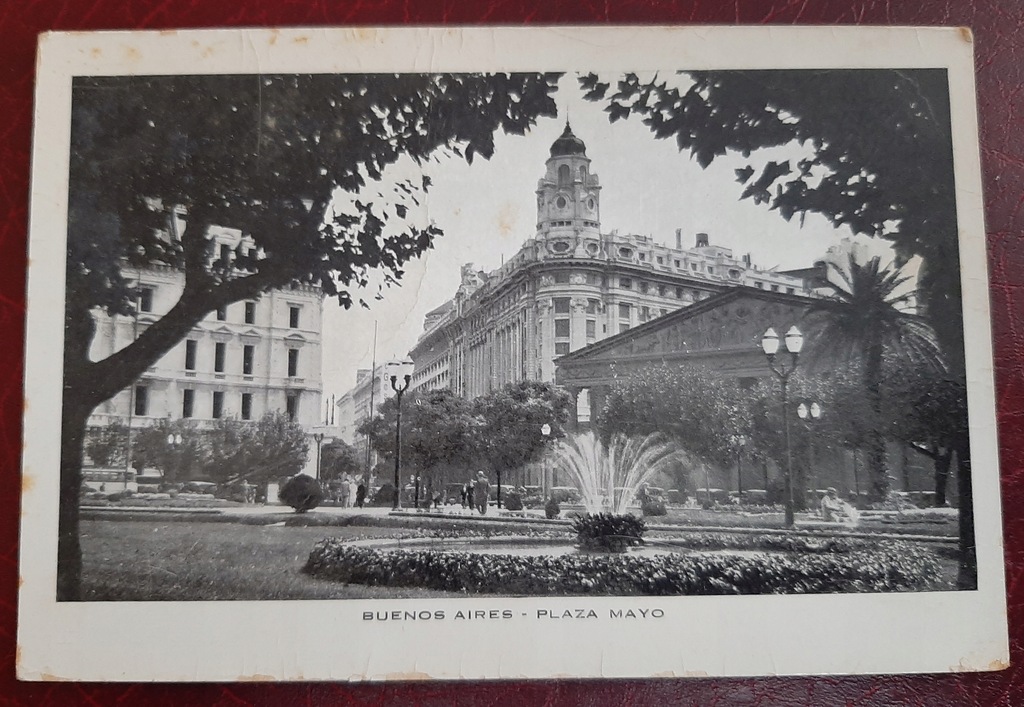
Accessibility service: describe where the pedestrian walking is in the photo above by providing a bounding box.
[473,471,490,515]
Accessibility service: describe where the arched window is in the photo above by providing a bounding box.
[558,164,571,186]
[579,165,587,180]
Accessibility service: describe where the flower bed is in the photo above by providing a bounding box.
[304,536,942,595]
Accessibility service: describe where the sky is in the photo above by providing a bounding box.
[320,73,899,403]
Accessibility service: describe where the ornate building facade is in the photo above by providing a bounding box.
[408,122,813,406]
[87,224,325,479]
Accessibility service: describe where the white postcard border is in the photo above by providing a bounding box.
[18,25,1008,681]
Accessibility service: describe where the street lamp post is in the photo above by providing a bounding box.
[731,434,748,496]
[313,432,325,481]
[761,325,804,527]
[796,401,823,503]
[385,359,414,511]
[540,423,552,495]
[166,432,182,483]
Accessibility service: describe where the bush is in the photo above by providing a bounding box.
[368,483,397,507]
[279,474,324,513]
[640,497,667,516]
[304,538,942,595]
[572,513,646,552]
[503,492,524,512]
[545,497,561,519]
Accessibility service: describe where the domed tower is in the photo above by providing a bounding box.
[535,121,602,255]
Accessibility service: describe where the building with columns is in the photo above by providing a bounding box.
[407,121,813,413]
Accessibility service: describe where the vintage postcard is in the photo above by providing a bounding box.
[18,26,1008,680]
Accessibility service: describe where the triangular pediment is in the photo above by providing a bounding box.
[559,288,814,364]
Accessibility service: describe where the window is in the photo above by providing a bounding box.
[707,267,715,275]
[674,259,681,268]
[639,281,648,294]
[219,243,231,266]
[755,282,763,289]
[288,348,299,377]
[286,393,298,421]
[618,247,633,259]
[730,269,740,279]
[639,253,646,261]
[243,345,254,375]
[184,340,197,371]
[586,320,596,340]
[133,385,148,416]
[289,306,300,328]
[555,319,570,338]
[241,393,252,421]
[675,287,684,299]
[787,287,795,294]
[658,285,666,296]
[586,298,599,314]
[182,389,194,418]
[137,287,154,313]
[244,301,256,324]
[771,284,779,292]
[214,342,226,373]
[691,263,698,271]
[212,391,224,419]
[553,297,570,314]
[551,241,571,253]
[554,270,570,283]
[660,308,668,317]
[618,303,630,319]
[555,342,570,356]
[640,306,650,322]
[216,305,227,321]
[619,323,631,333]
[619,277,632,289]
[558,164,571,186]
[656,256,664,265]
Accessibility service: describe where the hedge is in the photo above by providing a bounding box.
[305,537,942,595]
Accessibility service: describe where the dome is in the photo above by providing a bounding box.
[549,121,587,157]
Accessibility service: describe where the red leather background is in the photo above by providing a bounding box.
[1,1,1021,704]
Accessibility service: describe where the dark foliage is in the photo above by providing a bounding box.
[305,537,942,595]
[279,475,324,513]
[572,513,646,552]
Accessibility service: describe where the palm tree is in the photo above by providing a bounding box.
[807,253,943,501]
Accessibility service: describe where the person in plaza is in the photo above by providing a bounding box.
[339,473,352,507]
[473,471,490,515]
[348,475,358,508]
[355,481,366,508]
[463,479,473,510]
[820,487,847,522]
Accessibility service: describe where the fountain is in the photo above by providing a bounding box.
[550,431,684,514]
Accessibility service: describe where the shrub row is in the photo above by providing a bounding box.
[646,532,888,555]
[304,538,942,595]
[572,513,646,552]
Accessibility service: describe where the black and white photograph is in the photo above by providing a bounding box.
[18,26,1007,681]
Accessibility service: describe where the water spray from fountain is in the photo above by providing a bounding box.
[551,431,685,514]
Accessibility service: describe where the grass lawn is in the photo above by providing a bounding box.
[81,520,461,601]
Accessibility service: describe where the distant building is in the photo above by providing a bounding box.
[86,222,325,478]
[407,121,813,414]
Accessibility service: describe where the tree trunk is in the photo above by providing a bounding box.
[864,341,888,502]
[933,448,952,507]
[58,400,92,601]
[956,438,977,590]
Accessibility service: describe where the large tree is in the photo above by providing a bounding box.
[204,413,310,485]
[60,73,559,599]
[581,68,976,588]
[359,388,481,484]
[472,381,574,496]
[806,255,944,501]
